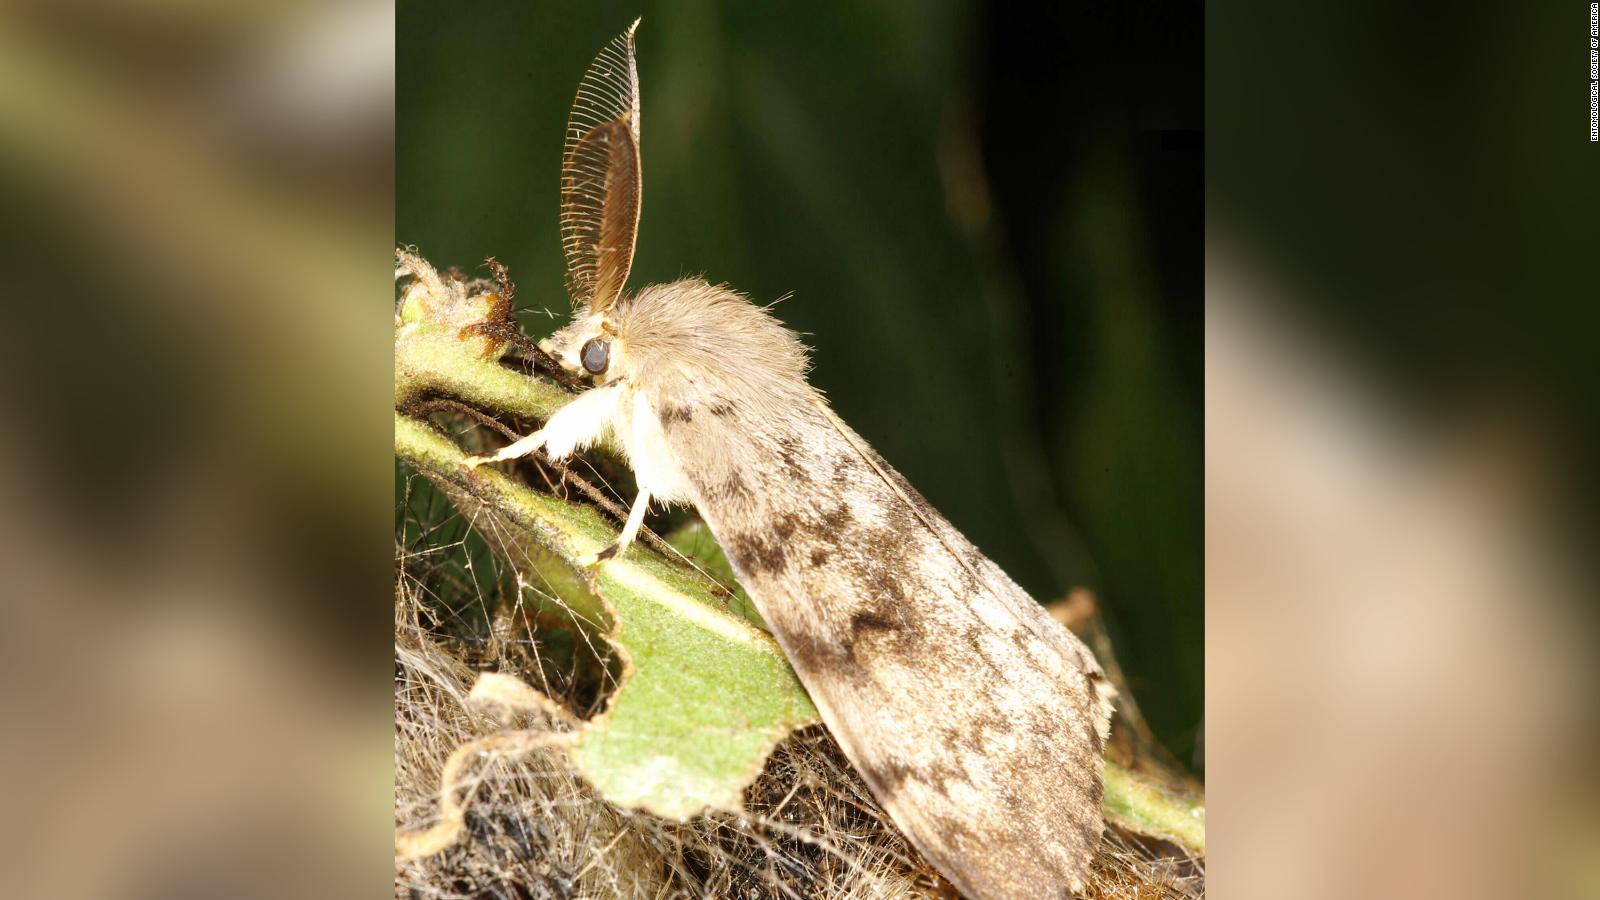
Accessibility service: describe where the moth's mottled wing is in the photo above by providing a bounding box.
[560,21,641,314]
[657,389,1115,899]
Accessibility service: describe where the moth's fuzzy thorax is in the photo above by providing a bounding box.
[546,278,814,415]
[621,279,810,393]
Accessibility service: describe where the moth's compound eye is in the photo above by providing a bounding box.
[580,338,611,374]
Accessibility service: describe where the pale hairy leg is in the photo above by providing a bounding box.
[579,488,650,566]
[462,382,620,469]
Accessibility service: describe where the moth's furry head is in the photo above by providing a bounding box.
[543,278,812,409]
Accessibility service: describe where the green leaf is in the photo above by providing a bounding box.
[396,414,818,819]
[663,520,767,631]
[573,552,818,816]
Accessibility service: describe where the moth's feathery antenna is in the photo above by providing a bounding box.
[560,19,642,316]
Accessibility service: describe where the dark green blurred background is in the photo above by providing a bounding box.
[399,1,1202,768]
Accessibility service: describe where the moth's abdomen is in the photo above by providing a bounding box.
[668,400,1112,899]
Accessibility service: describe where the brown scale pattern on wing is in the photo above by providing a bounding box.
[724,510,804,578]
[658,403,694,426]
[665,395,1110,899]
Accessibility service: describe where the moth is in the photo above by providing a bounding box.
[466,22,1114,899]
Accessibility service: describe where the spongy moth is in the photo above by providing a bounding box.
[466,21,1115,898]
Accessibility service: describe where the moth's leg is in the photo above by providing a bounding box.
[462,427,546,469]
[579,488,650,566]
[463,383,620,469]
[540,382,621,460]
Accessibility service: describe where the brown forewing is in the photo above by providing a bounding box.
[657,387,1114,899]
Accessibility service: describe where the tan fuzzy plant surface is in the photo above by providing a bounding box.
[394,250,1204,899]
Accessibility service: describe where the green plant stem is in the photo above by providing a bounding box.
[397,325,568,410]
[395,321,624,455]
[1103,762,1206,855]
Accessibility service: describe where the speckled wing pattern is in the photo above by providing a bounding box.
[661,392,1115,899]
[560,20,641,315]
